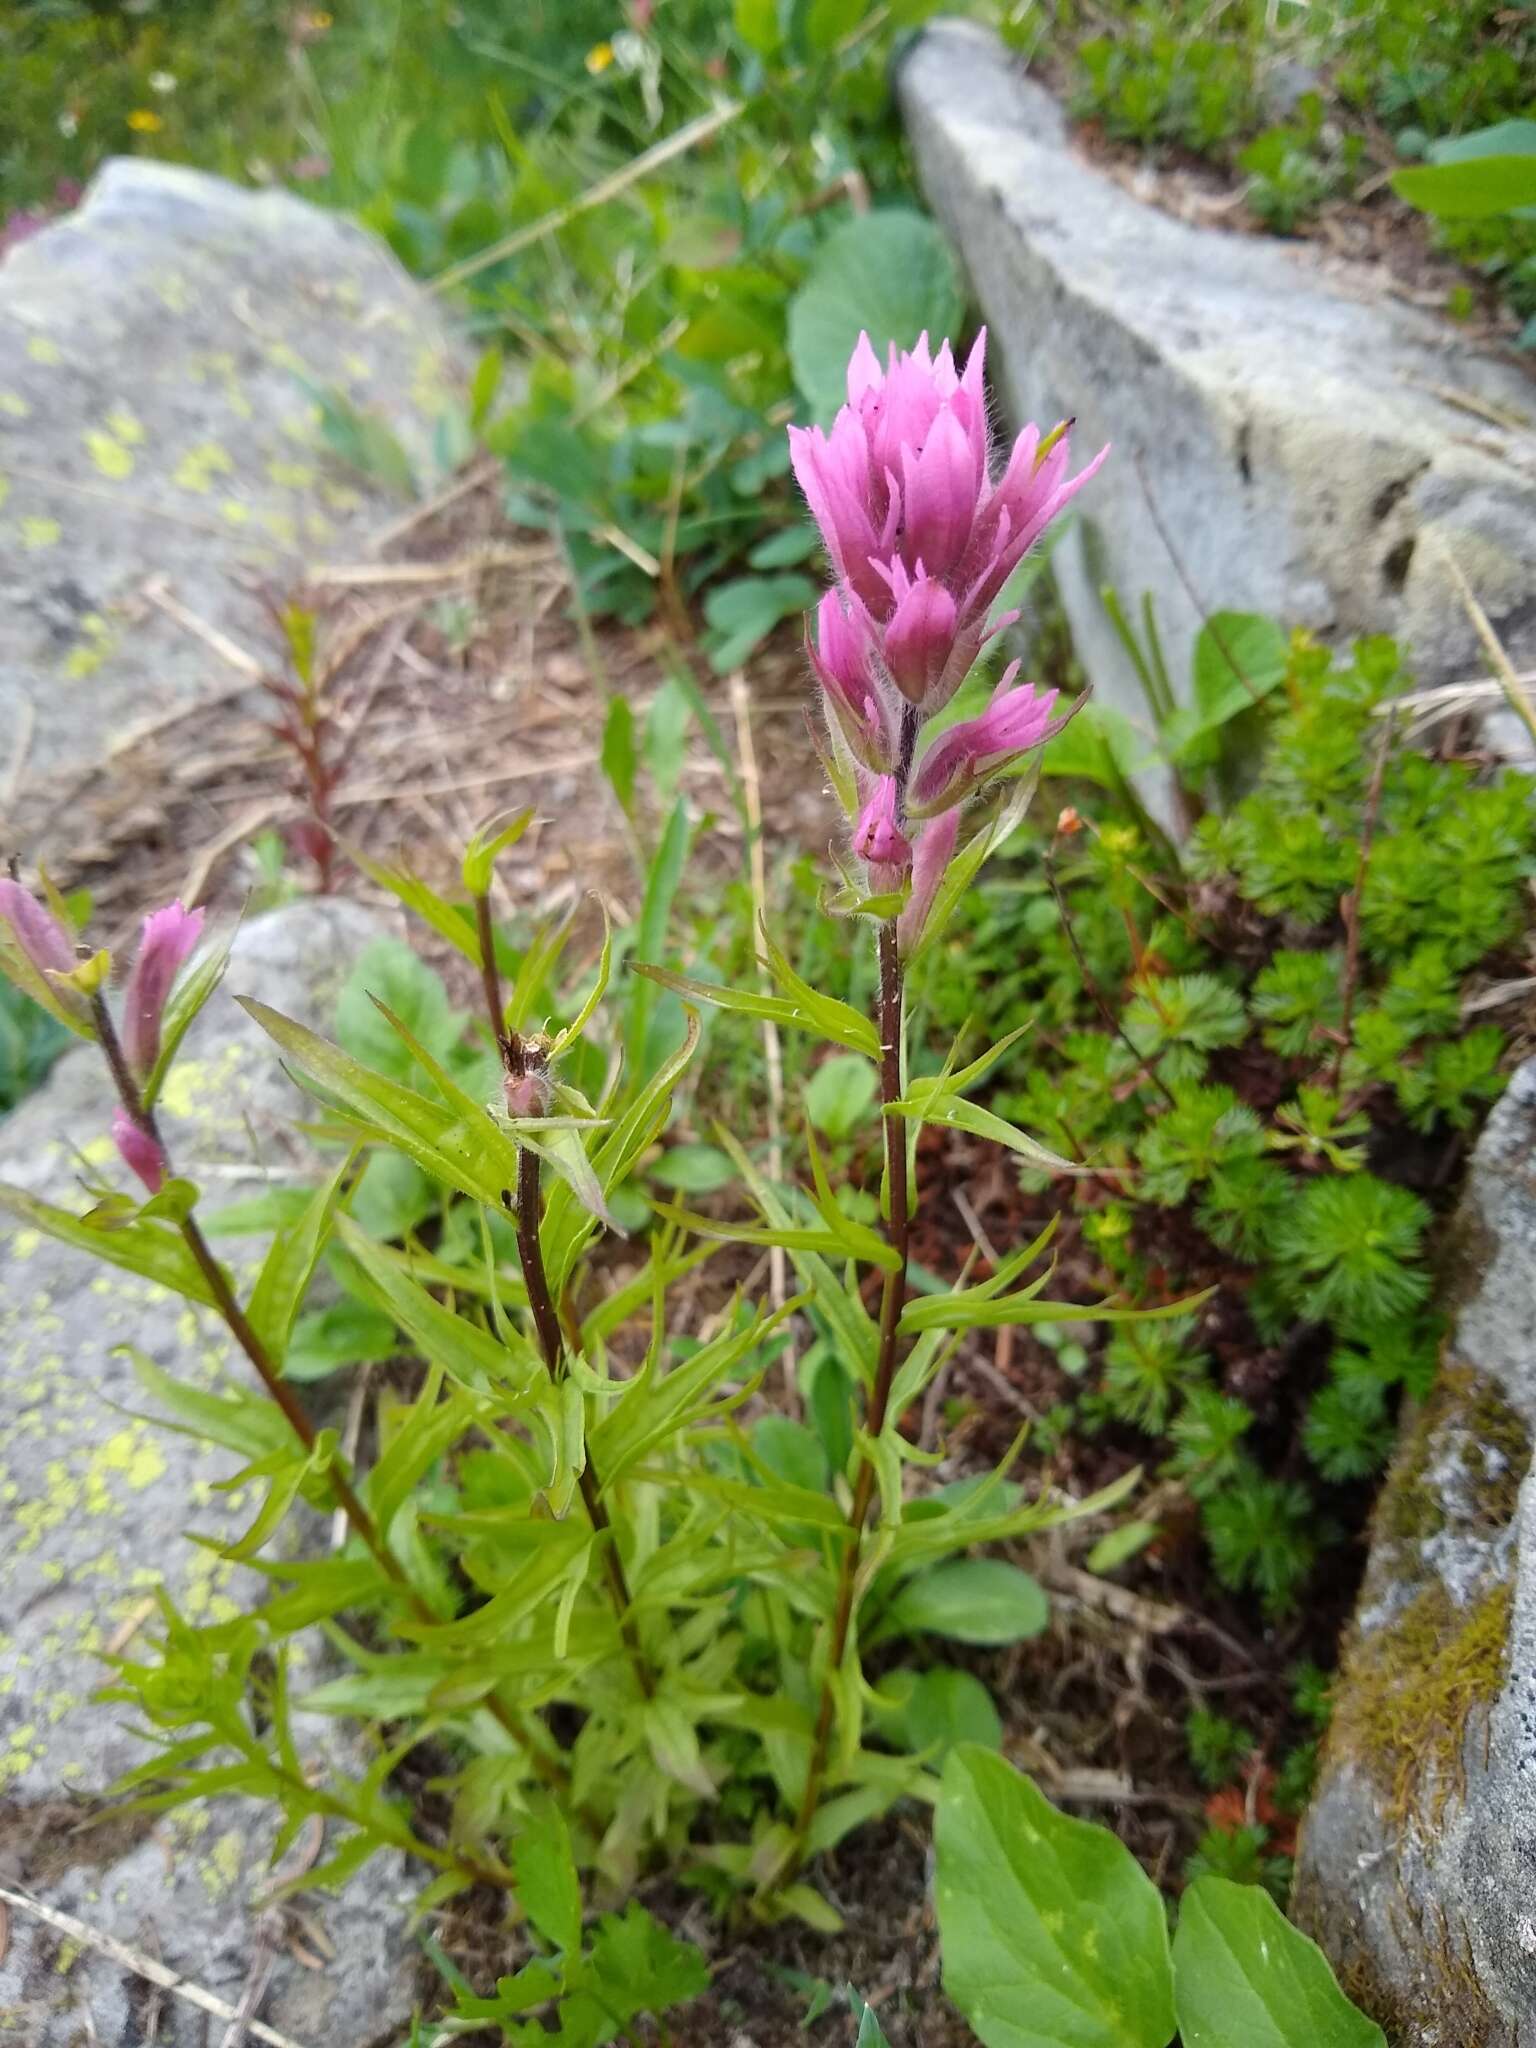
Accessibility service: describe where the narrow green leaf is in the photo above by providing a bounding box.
[336,1213,541,1395]
[626,798,693,1081]
[0,1183,215,1305]
[247,1158,349,1365]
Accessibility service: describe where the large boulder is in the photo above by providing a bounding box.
[897,22,1536,738]
[0,899,422,2046]
[1292,1060,1536,2045]
[0,159,462,797]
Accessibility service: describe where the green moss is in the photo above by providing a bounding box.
[1376,1364,1528,1554]
[1330,1578,1512,1827]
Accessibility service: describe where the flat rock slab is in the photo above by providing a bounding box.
[898,22,1536,739]
[1293,1061,1536,2045]
[0,898,419,2046]
[0,158,463,795]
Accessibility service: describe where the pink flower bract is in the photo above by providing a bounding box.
[0,879,75,980]
[113,1106,166,1195]
[910,664,1060,814]
[121,900,204,1079]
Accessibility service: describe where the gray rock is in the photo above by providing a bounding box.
[1292,1060,1536,2046]
[0,899,420,2046]
[897,23,1536,759]
[0,158,463,792]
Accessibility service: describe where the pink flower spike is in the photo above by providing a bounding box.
[883,564,958,706]
[121,900,204,1079]
[852,776,913,874]
[0,878,75,980]
[910,666,1060,814]
[113,1106,166,1195]
[898,809,962,958]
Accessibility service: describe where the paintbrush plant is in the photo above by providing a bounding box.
[0,334,1190,2031]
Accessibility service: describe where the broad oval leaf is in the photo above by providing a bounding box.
[936,1746,1175,2048]
[789,209,963,419]
[877,1558,1049,1647]
[1172,1876,1386,2048]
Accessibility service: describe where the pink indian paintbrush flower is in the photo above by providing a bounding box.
[112,1106,166,1195]
[909,664,1061,816]
[0,879,75,981]
[121,900,204,1079]
[852,775,912,876]
[789,328,1106,713]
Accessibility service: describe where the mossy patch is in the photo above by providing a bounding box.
[1329,1578,1512,1828]
[1376,1363,1529,1557]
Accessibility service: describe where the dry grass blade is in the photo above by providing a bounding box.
[432,101,743,294]
[0,1886,316,2048]
[1446,556,1536,753]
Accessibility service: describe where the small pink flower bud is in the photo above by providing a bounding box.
[121,901,204,1079]
[113,1106,166,1194]
[852,775,912,875]
[504,1069,551,1119]
[909,665,1060,814]
[0,878,75,980]
[898,809,962,958]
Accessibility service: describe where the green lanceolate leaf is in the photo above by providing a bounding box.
[626,797,694,1081]
[239,996,518,1206]
[853,2002,893,2047]
[871,1559,1050,1648]
[461,808,534,897]
[246,1158,349,1366]
[1172,1877,1385,2048]
[335,1213,541,1396]
[542,1012,701,1292]
[901,1283,1213,1337]
[633,959,878,1060]
[349,848,482,965]
[936,1746,1175,2048]
[591,1299,795,1485]
[887,1089,1083,1178]
[511,1799,582,1954]
[0,1184,216,1305]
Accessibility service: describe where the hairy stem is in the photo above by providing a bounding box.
[470,892,654,1700]
[473,889,507,1057]
[90,993,560,1790]
[783,916,910,1875]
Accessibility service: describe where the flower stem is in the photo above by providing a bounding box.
[514,1144,655,1699]
[470,887,654,1699]
[781,915,910,1878]
[89,992,562,1789]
